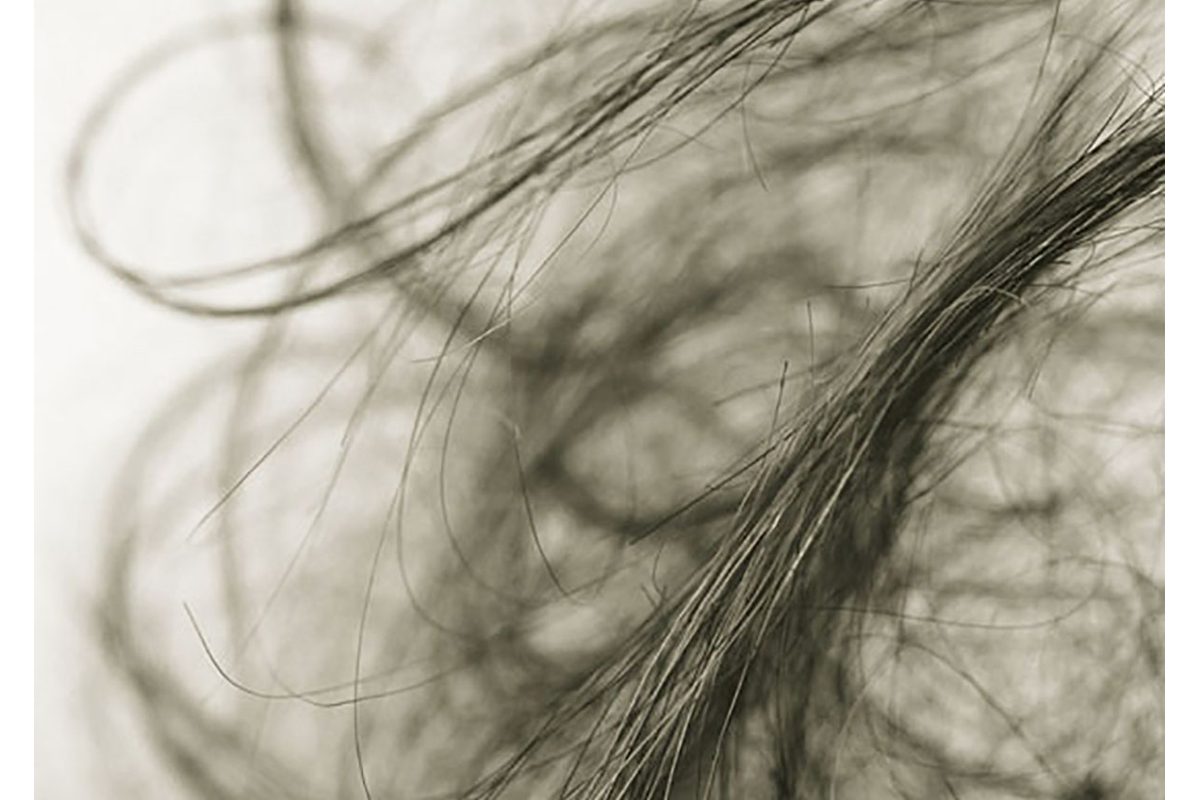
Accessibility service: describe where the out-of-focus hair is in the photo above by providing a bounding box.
[71,1,1163,798]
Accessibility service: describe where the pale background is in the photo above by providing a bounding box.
[37,2,246,795]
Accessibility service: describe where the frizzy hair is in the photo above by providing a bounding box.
[72,1,1164,798]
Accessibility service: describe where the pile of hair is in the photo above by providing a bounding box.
[71,0,1164,798]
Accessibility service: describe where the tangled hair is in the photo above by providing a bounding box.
[70,0,1163,797]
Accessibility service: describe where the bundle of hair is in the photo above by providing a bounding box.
[71,0,1164,798]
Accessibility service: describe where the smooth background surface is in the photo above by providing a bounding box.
[37,2,242,794]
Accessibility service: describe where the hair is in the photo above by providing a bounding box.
[70,1,1164,798]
